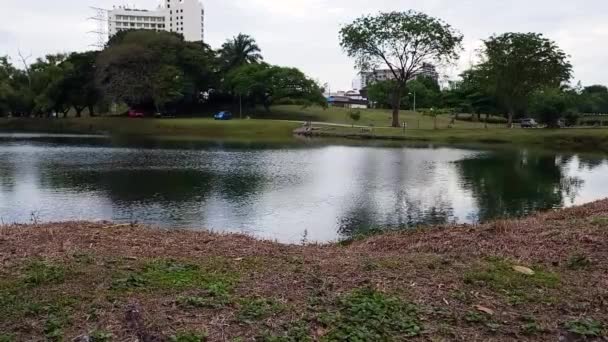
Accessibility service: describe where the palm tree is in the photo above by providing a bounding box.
[219,34,263,71]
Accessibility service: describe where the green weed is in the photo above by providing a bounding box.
[238,298,284,322]
[567,254,592,270]
[564,318,604,337]
[22,260,66,286]
[261,321,312,342]
[321,288,421,341]
[90,330,113,342]
[169,331,208,342]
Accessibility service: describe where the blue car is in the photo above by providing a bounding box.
[214,111,233,120]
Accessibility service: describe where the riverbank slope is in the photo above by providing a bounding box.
[1,201,607,341]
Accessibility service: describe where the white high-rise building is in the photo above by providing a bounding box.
[108,0,205,42]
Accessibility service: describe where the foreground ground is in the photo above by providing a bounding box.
[1,201,607,341]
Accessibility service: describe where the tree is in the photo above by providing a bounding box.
[62,51,101,117]
[530,88,572,128]
[478,33,572,126]
[28,54,72,117]
[150,65,184,112]
[367,77,440,110]
[96,30,214,112]
[367,80,399,109]
[442,68,499,125]
[225,63,326,112]
[340,11,463,127]
[219,34,263,71]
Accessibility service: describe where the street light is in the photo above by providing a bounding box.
[409,91,417,113]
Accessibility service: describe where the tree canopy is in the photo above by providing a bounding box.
[340,11,463,126]
[478,32,572,126]
[219,34,263,71]
[225,63,326,112]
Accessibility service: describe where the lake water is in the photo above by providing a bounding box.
[0,134,607,243]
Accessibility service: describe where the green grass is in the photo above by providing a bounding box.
[111,259,237,292]
[3,106,608,151]
[238,297,285,322]
[564,318,605,337]
[22,260,67,287]
[464,257,560,304]
[169,331,208,342]
[258,105,503,129]
[0,117,300,143]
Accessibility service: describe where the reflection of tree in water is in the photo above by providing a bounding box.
[336,147,457,239]
[337,197,455,239]
[0,160,17,192]
[457,151,587,222]
[577,155,607,171]
[40,167,267,204]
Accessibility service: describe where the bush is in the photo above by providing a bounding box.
[564,112,580,127]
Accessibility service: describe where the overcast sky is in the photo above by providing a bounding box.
[1,0,607,90]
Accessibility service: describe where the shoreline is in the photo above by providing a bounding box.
[2,117,608,152]
[1,200,607,340]
[295,125,608,153]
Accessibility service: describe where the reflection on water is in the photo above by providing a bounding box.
[0,134,607,243]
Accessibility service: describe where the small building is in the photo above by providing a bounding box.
[327,90,368,109]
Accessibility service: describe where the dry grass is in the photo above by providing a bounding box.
[1,201,608,341]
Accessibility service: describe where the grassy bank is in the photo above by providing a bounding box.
[3,106,608,151]
[255,105,504,129]
[0,117,300,143]
[300,125,608,152]
[1,201,607,341]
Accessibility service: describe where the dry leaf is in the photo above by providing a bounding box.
[512,265,535,275]
[475,305,495,315]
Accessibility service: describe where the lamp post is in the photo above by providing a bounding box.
[409,91,417,113]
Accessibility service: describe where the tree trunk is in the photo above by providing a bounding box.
[88,105,96,117]
[485,113,490,129]
[507,108,514,128]
[75,107,84,118]
[391,85,402,128]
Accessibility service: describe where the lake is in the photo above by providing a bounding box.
[0,133,607,243]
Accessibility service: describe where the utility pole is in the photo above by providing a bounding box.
[89,7,110,50]
[239,94,242,119]
[409,91,417,113]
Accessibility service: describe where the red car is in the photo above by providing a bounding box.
[128,109,145,118]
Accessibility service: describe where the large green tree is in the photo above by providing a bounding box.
[478,32,572,126]
[225,63,326,112]
[339,11,463,127]
[96,30,214,112]
[442,68,498,122]
[61,51,101,117]
[28,54,73,117]
[530,88,572,128]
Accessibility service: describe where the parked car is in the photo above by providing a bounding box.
[214,111,233,120]
[520,118,538,128]
[128,109,145,118]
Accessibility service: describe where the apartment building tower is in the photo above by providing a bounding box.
[108,0,204,42]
